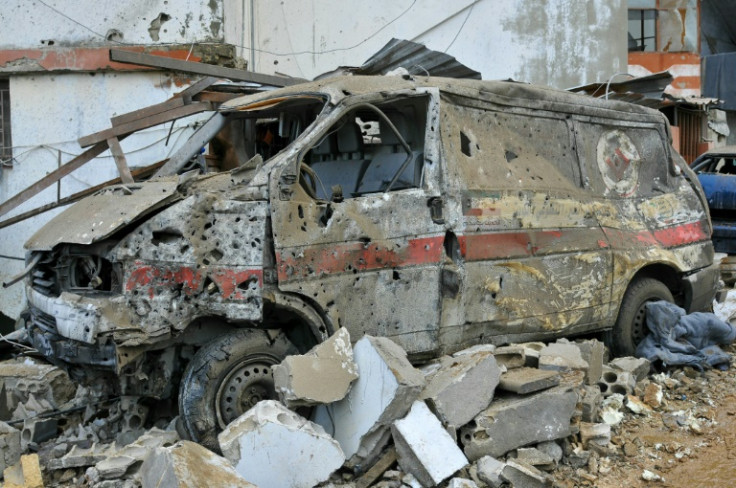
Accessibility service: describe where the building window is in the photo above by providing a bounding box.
[0,79,11,166]
[628,9,657,52]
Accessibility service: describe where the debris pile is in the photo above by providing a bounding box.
[1,292,735,487]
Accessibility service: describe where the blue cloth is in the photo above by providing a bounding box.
[635,301,736,369]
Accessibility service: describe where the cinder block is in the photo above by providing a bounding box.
[219,400,344,488]
[392,401,468,487]
[493,346,526,369]
[460,383,577,460]
[598,366,636,397]
[420,349,500,427]
[21,418,57,451]
[498,367,560,395]
[609,357,651,382]
[141,440,255,488]
[274,328,358,408]
[501,459,553,488]
[313,335,425,466]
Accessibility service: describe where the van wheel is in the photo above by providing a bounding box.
[178,328,297,451]
[608,277,673,357]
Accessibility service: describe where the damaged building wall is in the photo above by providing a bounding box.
[0,0,226,320]
[224,0,626,89]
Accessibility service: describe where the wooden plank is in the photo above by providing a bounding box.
[355,447,397,488]
[0,141,109,217]
[110,49,305,87]
[79,101,213,148]
[194,91,243,103]
[0,160,165,230]
[111,97,185,126]
[177,76,219,103]
[107,137,134,184]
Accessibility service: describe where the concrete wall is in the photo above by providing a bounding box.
[224,0,627,89]
[0,0,223,48]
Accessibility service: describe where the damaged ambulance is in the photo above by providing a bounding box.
[17,76,718,448]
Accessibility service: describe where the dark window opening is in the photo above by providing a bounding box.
[628,9,657,52]
[0,79,11,167]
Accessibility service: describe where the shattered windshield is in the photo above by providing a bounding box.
[205,95,328,172]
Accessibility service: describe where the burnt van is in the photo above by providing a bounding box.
[19,76,718,447]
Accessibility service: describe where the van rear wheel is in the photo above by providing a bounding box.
[608,277,673,357]
[178,328,297,451]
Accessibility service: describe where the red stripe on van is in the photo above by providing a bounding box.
[276,235,445,281]
[602,221,708,248]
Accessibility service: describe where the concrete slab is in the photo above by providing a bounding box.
[313,335,425,466]
[498,367,560,394]
[273,328,358,408]
[501,459,553,488]
[575,339,605,385]
[219,400,344,488]
[391,401,468,487]
[538,341,589,376]
[420,349,500,428]
[475,455,505,488]
[141,440,255,488]
[447,478,478,488]
[515,447,555,471]
[460,383,577,460]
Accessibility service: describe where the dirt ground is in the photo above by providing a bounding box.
[553,341,736,488]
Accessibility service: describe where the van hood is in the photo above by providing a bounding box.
[25,181,180,251]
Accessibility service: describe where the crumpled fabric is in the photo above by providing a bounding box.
[635,300,736,369]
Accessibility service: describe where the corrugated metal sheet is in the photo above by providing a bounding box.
[316,38,481,80]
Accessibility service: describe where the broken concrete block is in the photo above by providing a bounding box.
[600,394,625,426]
[515,447,555,471]
[313,335,425,466]
[460,383,577,460]
[643,383,663,408]
[535,441,563,464]
[141,440,255,488]
[518,342,546,367]
[420,349,500,427]
[609,357,651,382]
[598,366,636,397]
[538,341,589,376]
[493,346,526,369]
[274,328,358,408]
[96,455,138,480]
[392,401,468,487]
[3,454,44,488]
[0,421,21,473]
[219,400,344,488]
[498,367,560,395]
[501,459,553,488]
[0,359,75,412]
[579,422,611,448]
[452,344,496,357]
[575,339,605,385]
[21,418,57,451]
[447,478,478,488]
[475,456,505,488]
[580,385,602,423]
[46,443,117,470]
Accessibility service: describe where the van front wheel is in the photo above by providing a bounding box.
[608,277,673,357]
[178,328,297,451]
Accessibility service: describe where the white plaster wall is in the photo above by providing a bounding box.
[225,0,626,89]
[0,0,223,48]
[0,71,205,319]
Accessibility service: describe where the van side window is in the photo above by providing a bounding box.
[304,97,428,200]
[445,105,579,191]
[575,122,671,198]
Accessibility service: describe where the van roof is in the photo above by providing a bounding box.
[221,75,665,122]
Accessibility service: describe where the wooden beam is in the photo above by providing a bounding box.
[194,91,243,103]
[0,160,165,230]
[110,49,305,87]
[0,141,109,218]
[176,76,219,103]
[355,448,397,488]
[78,101,213,148]
[107,137,134,184]
[111,97,185,126]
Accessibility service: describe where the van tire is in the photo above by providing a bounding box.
[608,277,673,357]
[178,328,297,451]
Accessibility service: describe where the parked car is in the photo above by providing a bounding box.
[18,76,718,448]
[692,146,736,284]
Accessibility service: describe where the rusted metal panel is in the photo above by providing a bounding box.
[25,181,179,250]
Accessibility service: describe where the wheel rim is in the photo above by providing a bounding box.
[631,299,656,345]
[215,353,279,428]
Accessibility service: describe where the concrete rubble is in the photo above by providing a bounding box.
[273,328,359,408]
[0,320,735,488]
[218,400,345,488]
